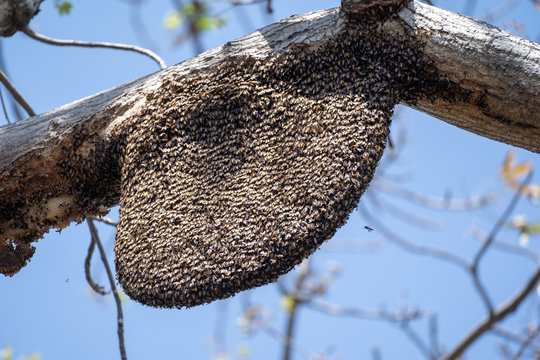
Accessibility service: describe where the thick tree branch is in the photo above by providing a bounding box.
[0,0,539,271]
[392,1,540,154]
[0,1,538,171]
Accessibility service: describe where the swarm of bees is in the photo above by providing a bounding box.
[0,120,121,276]
[113,21,452,308]
[0,7,453,303]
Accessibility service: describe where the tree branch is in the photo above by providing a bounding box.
[87,218,127,360]
[0,68,35,117]
[22,26,166,70]
[1,0,539,272]
[441,264,540,360]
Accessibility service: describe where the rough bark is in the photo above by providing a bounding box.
[0,0,539,272]
[0,0,43,37]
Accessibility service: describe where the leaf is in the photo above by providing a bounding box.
[529,223,540,234]
[197,16,212,31]
[164,11,183,30]
[509,162,532,178]
[280,295,296,314]
[55,1,72,15]
[196,15,226,31]
[181,2,197,17]
[500,151,540,201]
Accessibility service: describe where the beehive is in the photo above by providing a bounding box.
[113,23,450,308]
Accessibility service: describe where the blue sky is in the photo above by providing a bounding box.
[1,1,540,359]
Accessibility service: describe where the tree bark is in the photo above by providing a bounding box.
[0,0,539,257]
[0,0,43,37]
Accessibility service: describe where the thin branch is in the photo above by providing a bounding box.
[429,315,441,358]
[511,324,539,360]
[367,191,443,230]
[0,68,35,117]
[90,215,119,227]
[470,272,495,317]
[0,87,10,124]
[373,179,494,211]
[400,321,437,360]
[441,264,540,360]
[87,218,127,360]
[22,26,166,70]
[471,172,532,269]
[492,326,528,344]
[470,172,533,316]
[309,301,434,359]
[84,234,108,295]
[283,261,310,360]
[359,205,470,270]
[262,326,317,360]
[308,301,423,323]
[470,225,540,263]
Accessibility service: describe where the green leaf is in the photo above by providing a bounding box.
[181,2,198,17]
[55,1,72,15]
[164,11,183,30]
[196,16,227,31]
[196,16,212,31]
[280,295,296,314]
[529,223,540,234]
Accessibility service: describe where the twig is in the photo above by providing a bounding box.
[0,86,9,124]
[470,225,540,262]
[511,323,539,360]
[470,172,533,316]
[0,68,35,117]
[492,327,528,344]
[90,215,119,227]
[262,326,317,360]
[373,179,494,211]
[87,218,127,360]
[84,234,108,295]
[429,315,440,358]
[400,321,437,360]
[309,300,434,359]
[471,172,532,269]
[308,301,422,323]
[367,192,443,230]
[22,26,166,70]
[282,261,310,360]
[359,205,470,270]
[441,264,540,360]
